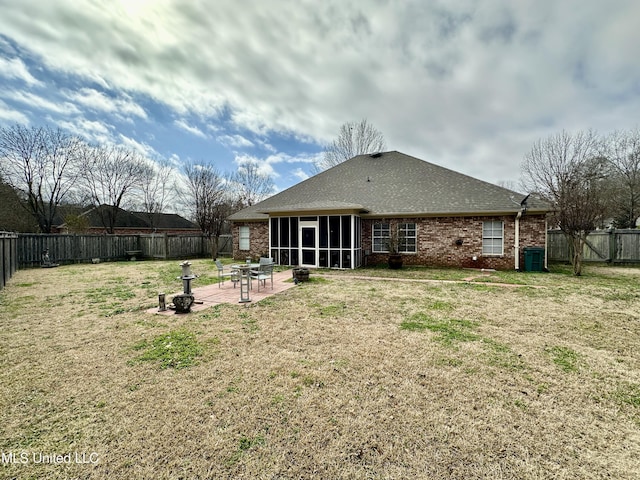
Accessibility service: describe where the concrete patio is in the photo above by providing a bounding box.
[147,268,297,315]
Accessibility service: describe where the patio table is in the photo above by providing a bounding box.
[231,264,260,303]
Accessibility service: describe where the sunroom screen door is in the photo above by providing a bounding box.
[300,225,317,267]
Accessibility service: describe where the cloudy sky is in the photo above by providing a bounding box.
[0,0,638,193]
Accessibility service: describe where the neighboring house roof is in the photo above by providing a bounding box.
[229,151,550,221]
[84,206,149,229]
[130,212,200,230]
[54,205,199,231]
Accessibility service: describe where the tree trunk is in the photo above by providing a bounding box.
[571,235,584,276]
[209,235,219,260]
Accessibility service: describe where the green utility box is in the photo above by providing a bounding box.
[523,247,545,272]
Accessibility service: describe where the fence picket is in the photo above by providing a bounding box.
[547,229,640,263]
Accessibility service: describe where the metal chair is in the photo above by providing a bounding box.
[215,260,239,288]
[250,260,274,291]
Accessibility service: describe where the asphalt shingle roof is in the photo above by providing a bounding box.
[54,206,199,230]
[229,151,549,221]
[130,212,199,230]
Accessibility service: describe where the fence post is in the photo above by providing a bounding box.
[1,232,19,290]
[609,229,616,264]
[0,235,5,290]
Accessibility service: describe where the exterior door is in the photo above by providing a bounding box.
[300,224,317,267]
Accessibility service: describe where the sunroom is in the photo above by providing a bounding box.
[268,214,363,269]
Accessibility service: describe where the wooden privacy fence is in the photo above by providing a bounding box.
[1,232,18,290]
[19,234,139,267]
[547,229,640,263]
[136,234,232,259]
[16,233,232,269]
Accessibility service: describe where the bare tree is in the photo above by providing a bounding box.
[521,130,609,275]
[496,179,519,192]
[184,162,229,259]
[136,160,180,229]
[0,175,39,232]
[0,124,84,232]
[232,159,274,207]
[314,119,386,172]
[80,144,151,234]
[603,129,640,228]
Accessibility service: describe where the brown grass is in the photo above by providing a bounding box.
[1,260,639,479]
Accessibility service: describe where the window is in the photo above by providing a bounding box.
[372,223,390,252]
[398,223,417,253]
[373,222,416,253]
[280,218,290,247]
[270,218,278,247]
[239,226,250,250]
[341,216,351,248]
[482,220,504,255]
[329,216,341,248]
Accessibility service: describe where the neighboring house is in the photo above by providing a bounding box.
[53,205,200,234]
[228,151,551,270]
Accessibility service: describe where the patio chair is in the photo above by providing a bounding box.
[249,257,273,280]
[250,260,274,291]
[215,260,239,288]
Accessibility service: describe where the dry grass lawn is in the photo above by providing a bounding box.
[0,259,639,479]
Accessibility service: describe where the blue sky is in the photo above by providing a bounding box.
[1,0,639,195]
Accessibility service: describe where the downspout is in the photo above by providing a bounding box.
[514,194,530,271]
[515,209,522,271]
[544,218,548,270]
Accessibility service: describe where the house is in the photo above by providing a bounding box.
[228,151,550,270]
[53,205,200,235]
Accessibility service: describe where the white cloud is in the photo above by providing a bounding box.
[206,124,222,134]
[56,117,161,158]
[233,151,323,181]
[0,56,41,86]
[57,117,113,145]
[217,134,254,149]
[65,88,147,119]
[0,99,29,124]
[5,91,80,115]
[174,119,207,139]
[233,153,277,178]
[118,133,159,158]
[254,139,277,153]
[292,168,309,182]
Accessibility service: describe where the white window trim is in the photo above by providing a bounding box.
[372,223,390,253]
[372,222,418,254]
[239,226,250,251]
[482,220,504,256]
[398,222,417,254]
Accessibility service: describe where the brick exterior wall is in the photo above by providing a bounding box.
[232,221,270,261]
[363,214,547,270]
[232,214,547,270]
